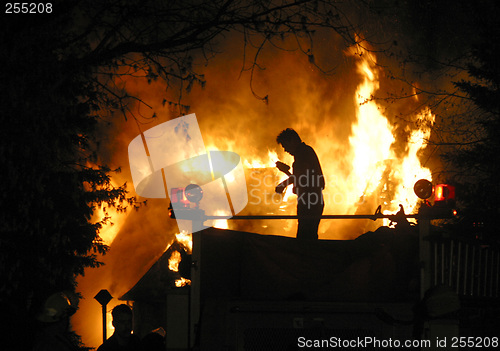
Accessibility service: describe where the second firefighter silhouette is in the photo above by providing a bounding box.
[275,128,325,240]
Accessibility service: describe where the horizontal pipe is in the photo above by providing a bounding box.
[171,208,437,221]
[198,214,418,220]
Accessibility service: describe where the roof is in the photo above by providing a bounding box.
[121,226,419,302]
[120,240,190,301]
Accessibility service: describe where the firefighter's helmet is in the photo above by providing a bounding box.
[37,292,76,323]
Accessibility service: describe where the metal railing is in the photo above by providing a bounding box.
[429,237,500,298]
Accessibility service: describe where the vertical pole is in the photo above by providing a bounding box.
[102,304,107,343]
[464,243,469,296]
[189,231,200,349]
[449,240,454,287]
[189,210,205,349]
[484,249,489,297]
[441,242,445,285]
[495,252,500,297]
[434,243,438,286]
[94,289,112,344]
[478,248,483,296]
[456,241,461,294]
[489,251,495,297]
[420,219,431,299]
[471,246,476,296]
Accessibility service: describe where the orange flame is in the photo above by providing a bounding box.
[345,43,433,226]
[348,50,396,200]
[175,231,193,253]
[168,251,181,272]
[175,277,192,287]
[166,232,193,287]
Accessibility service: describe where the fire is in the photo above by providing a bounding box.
[244,149,294,203]
[175,277,191,287]
[243,149,279,169]
[85,164,128,246]
[72,34,442,349]
[164,231,193,255]
[345,43,433,226]
[106,309,114,337]
[165,231,193,287]
[213,209,229,229]
[175,231,193,253]
[168,249,191,286]
[164,231,192,261]
[93,35,436,241]
[392,108,434,215]
[348,50,395,200]
[168,250,182,272]
[169,250,192,286]
[92,203,127,245]
[235,43,433,234]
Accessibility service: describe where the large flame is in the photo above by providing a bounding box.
[392,108,434,215]
[243,149,279,169]
[342,45,433,225]
[348,50,396,202]
[235,44,434,232]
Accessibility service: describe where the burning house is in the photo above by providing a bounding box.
[72,36,500,350]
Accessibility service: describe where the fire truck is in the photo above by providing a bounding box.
[119,182,500,350]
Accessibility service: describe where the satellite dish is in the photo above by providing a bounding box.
[414,179,433,199]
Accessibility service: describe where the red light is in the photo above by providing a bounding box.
[171,187,190,208]
[434,184,455,202]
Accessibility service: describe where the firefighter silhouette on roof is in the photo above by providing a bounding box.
[275,128,325,240]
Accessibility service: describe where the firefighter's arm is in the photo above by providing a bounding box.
[275,161,292,176]
[275,176,294,194]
